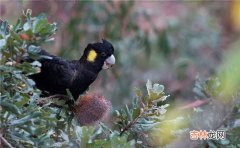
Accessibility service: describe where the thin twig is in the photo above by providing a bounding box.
[36,94,69,106]
[0,134,14,148]
[41,94,69,100]
[120,107,148,136]
[179,99,210,110]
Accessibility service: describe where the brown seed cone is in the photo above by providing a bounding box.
[74,93,111,126]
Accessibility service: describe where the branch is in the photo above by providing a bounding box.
[179,99,210,110]
[0,134,14,148]
[36,94,69,106]
[120,107,148,136]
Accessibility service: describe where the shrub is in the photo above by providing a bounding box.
[0,10,172,147]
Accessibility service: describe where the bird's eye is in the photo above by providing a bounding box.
[101,52,106,57]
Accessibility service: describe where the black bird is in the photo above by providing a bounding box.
[28,39,115,100]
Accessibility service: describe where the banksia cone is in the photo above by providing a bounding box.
[74,93,111,126]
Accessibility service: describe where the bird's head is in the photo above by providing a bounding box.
[81,39,115,70]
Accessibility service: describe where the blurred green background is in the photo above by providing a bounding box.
[1,0,240,108]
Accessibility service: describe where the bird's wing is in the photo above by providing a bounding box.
[40,58,74,85]
[30,50,76,93]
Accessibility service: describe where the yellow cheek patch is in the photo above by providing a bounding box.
[87,49,97,62]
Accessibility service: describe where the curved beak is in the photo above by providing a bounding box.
[102,54,115,69]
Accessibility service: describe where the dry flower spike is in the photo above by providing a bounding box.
[74,93,112,126]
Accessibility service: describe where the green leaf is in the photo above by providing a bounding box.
[25,9,32,21]
[110,133,135,147]
[32,17,48,34]
[10,111,41,126]
[28,45,41,55]
[0,39,6,49]
[132,108,141,120]
[146,80,152,96]
[15,94,29,107]
[27,78,36,86]
[13,18,22,32]
[23,22,31,31]
[134,87,142,99]
[10,30,22,42]
[152,84,164,95]
[66,89,74,103]
[16,62,37,74]
[146,80,165,101]
[0,100,21,115]
[38,23,57,36]
[115,110,121,117]
[89,139,111,147]
[125,105,132,120]
[31,61,42,67]
[80,126,95,148]
[60,130,69,142]
[158,104,169,114]
[0,20,9,35]
[220,139,230,145]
